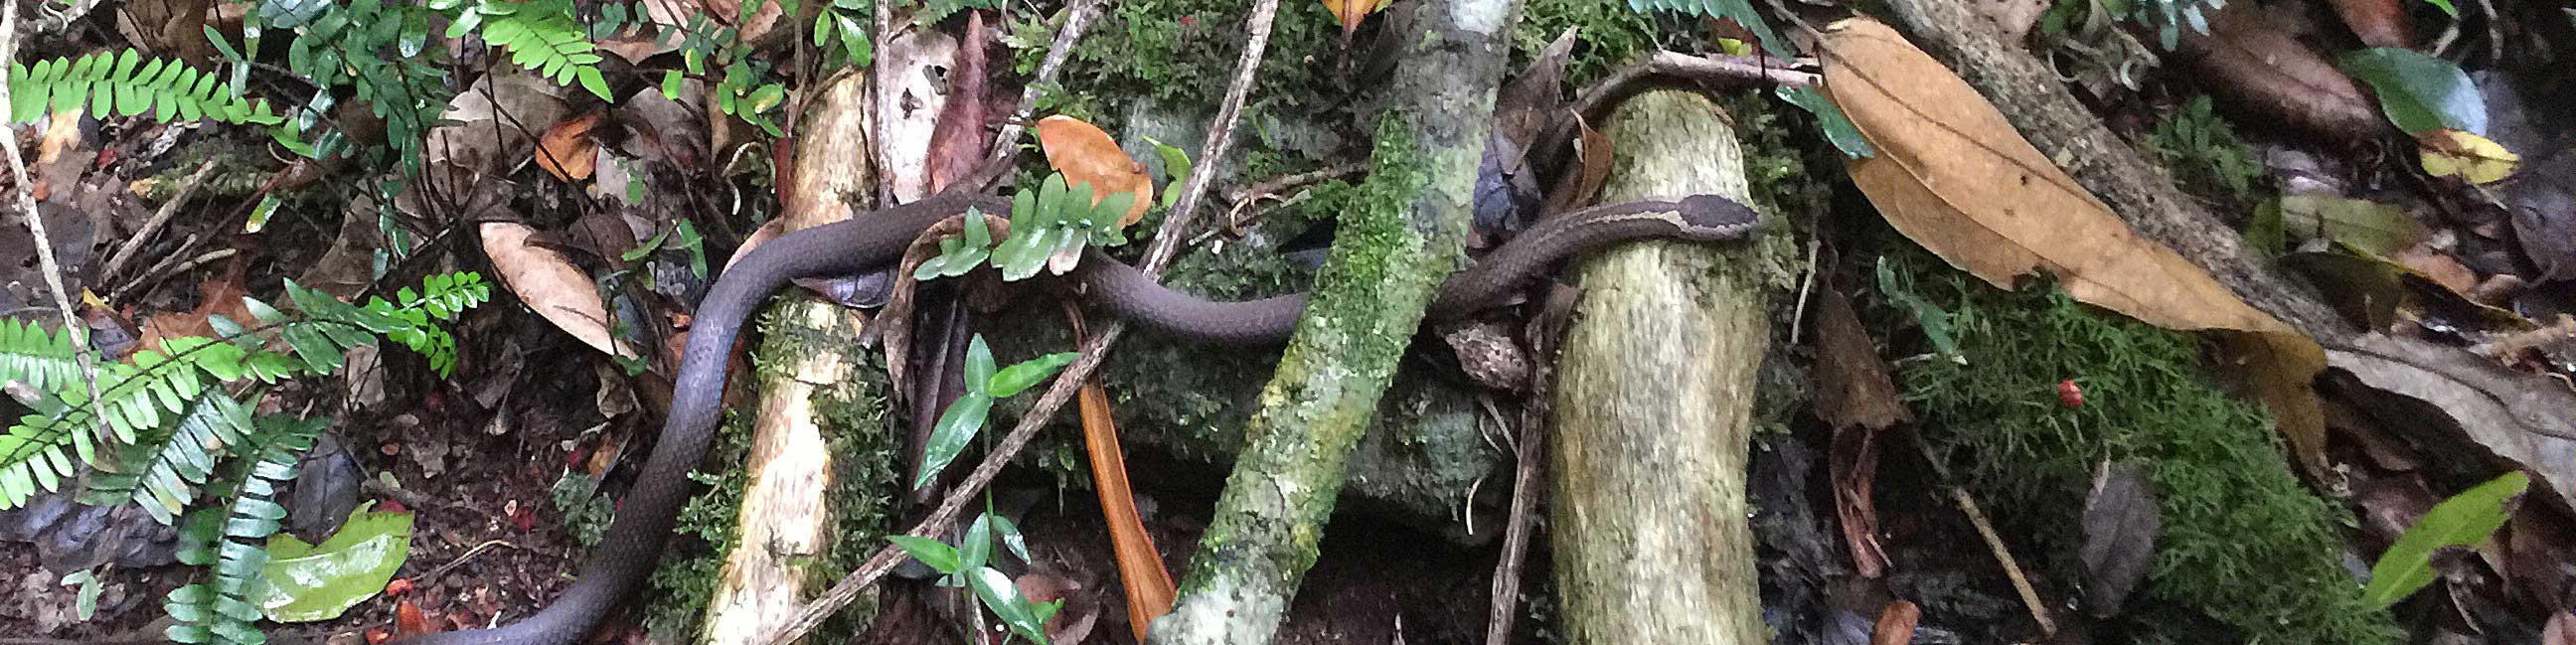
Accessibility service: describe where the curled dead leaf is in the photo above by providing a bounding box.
[537,112,603,182]
[2174,3,2382,142]
[1822,16,2333,476]
[480,222,642,360]
[1035,115,1153,227]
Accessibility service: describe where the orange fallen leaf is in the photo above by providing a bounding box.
[1822,16,2332,477]
[1320,0,1387,39]
[1034,115,1153,227]
[1066,305,1175,642]
[536,111,602,182]
[479,222,642,360]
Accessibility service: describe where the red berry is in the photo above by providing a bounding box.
[386,578,413,597]
[2057,380,2084,408]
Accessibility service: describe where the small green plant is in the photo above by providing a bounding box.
[913,173,1137,282]
[2146,95,2265,198]
[2040,0,2226,50]
[886,510,1059,644]
[808,0,877,67]
[662,7,792,135]
[8,50,282,125]
[912,335,1077,490]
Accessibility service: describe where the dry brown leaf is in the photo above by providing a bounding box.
[2174,4,2381,142]
[1822,16,2333,476]
[1869,599,1920,645]
[479,222,641,360]
[537,111,601,182]
[137,261,255,354]
[925,9,993,194]
[1035,115,1152,227]
[2326,0,2413,48]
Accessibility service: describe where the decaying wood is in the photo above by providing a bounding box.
[1146,0,1524,642]
[1547,88,1770,645]
[700,73,879,645]
[1868,1,2576,509]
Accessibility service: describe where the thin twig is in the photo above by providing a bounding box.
[99,160,219,285]
[16,0,104,37]
[112,246,237,302]
[757,0,1281,641]
[1530,50,1816,180]
[0,0,109,445]
[1482,400,1543,645]
[1911,431,2057,636]
[960,0,1105,194]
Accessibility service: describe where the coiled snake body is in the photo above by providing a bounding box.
[398,190,1763,645]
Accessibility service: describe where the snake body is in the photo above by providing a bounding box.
[397,190,1762,645]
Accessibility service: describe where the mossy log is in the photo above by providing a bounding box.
[1547,89,1769,645]
[1143,0,1524,641]
[698,73,878,645]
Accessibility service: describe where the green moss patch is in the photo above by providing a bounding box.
[1878,252,2398,645]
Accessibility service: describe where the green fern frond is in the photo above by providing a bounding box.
[164,412,323,645]
[0,273,486,514]
[449,1,612,99]
[9,50,282,125]
[0,317,80,394]
[82,393,255,524]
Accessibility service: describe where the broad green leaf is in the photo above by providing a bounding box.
[968,566,1049,644]
[2338,48,2485,135]
[886,535,962,573]
[2362,471,2527,608]
[256,502,414,622]
[913,394,992,490]
[960,512,993,572]
[1144,135,1193,207]
[988,513,1030,563]
[964,335,996,390]
[988,352,1078,399]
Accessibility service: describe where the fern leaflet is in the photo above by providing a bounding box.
[162,412,324,645]
[9,50,282,125]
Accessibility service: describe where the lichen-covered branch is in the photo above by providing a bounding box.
[1144,0,1528,641]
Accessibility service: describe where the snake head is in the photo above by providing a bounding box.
[1674,194,1766,240]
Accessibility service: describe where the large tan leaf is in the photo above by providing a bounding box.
[480,222,642,360]
[1819,17,2332,475]
[1035,115,1153,228]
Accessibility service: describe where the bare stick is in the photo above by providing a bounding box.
[0,0,108,443]
[100,160,219,284]
[959,0,1106,194]
[756,0,1280,641]
[1912,431,2057,636]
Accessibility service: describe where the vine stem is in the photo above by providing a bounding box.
[0,0,113,449]
[757,0,1280,641]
